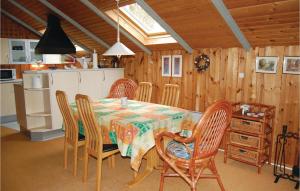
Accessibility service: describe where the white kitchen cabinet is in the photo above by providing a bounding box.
[103,69,124,97]
[20,69,124,140]
[49,72,79,130]
[1,38,9,64]
[8,39,43,64]
[78,70,106,100]
[0,80,23,123]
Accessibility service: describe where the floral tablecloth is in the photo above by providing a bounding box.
[70,98,202,171]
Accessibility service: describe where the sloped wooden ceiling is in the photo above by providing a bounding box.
[1,0,299,52]
[1,0,107,53]
[223,0,299,46]
[144,0,241,48]
[1,14,40,39]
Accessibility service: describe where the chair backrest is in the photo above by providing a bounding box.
[192,100,232,159]
[75,94,102,157]
[135,82,152,102]
[160,84,180,107]
[108,78,138,99]
[56,90,78,144]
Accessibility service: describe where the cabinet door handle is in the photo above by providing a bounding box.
[239,149,246,153]
[240,135,248,140]
[50,73,54,85]
[241,121,250,125]
[78,72,82,83]
[102,71,105,81]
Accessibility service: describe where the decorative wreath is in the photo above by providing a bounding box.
[194,54,210,72]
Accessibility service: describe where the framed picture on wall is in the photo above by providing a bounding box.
[256,56,278,74]
[283,56,300,75]
[162,55,171,77]
[172,55,182,77]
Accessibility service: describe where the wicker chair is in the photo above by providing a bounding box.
[108,78,138,99]
[160,84,180,107]
[155,100,232,191]
[75,94,119,191]
[134,82,153,102]
[56,90,85,176]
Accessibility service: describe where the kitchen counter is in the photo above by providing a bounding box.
[0,79,23,84]
[24,68,124,74]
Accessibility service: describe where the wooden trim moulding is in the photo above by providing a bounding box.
[211,0,251,51]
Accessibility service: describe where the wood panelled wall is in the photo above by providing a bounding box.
[122,45,300,166]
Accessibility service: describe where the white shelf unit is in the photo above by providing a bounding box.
[22,69,124,135]
[23,73,52,131]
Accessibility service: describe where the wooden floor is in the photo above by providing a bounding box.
[1,127,295,191]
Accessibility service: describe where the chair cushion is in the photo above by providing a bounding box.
[78,134,85,141]
[103,144,118,152]
[166,140,194,160]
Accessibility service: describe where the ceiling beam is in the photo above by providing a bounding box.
[211,0,251,50]
[80,0,152,55]
[38,0,110,49]
[135,0,193,54]
[1,9,42,37]
[7,0,91,52]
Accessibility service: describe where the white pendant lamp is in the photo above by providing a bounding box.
[103,0,135,57]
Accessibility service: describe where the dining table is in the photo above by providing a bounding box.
[70,98,202,186]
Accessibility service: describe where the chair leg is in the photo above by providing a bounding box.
[83,148,89,182]
[95,157,103,191]
[108,155,115,168]
[73,146,78,176]
[159,162,168,191]
[210,160,225,191]
[64,140,68,169]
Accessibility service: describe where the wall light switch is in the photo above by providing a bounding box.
[239,72,245,78]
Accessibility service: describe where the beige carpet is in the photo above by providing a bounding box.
[1,127,295,191]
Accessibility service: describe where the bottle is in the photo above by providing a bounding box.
[81,57,88,69]
[92,49,98,69]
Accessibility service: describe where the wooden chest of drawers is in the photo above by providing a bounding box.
[224,103,275,173]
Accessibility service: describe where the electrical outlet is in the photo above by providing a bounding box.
[239,72,245,78]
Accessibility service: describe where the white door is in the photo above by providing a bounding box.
[102,69,124,97]
[49,71,79,130]
[78,71,105,101]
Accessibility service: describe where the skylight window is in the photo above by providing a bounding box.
[120,3,166,35]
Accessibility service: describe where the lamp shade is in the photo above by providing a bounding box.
[103,41,135,56]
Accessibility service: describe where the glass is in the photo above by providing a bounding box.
[29,41,43,62]
[11,40,26,63]
[120,3,166,34]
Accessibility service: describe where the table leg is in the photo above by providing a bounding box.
[127,147,158,187]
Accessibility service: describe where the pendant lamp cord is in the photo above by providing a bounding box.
[116,0,120,42]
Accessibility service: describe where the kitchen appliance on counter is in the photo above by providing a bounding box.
[0,69,16,81]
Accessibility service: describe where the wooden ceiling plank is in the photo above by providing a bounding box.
[135,0,193,54]
[1,9,42,37]
[211,0,251,50]
[79,0,151,55]
[8,0,46,25]
[38,0,110,49]
[7,0,92,53]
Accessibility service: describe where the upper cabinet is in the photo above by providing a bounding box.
[8,39,43,64]
[1,38,9,64]
[28,40,43,63]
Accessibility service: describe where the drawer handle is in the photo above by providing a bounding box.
[239,149,246,153]
[240,135,248,140]
[241,121,250,125]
